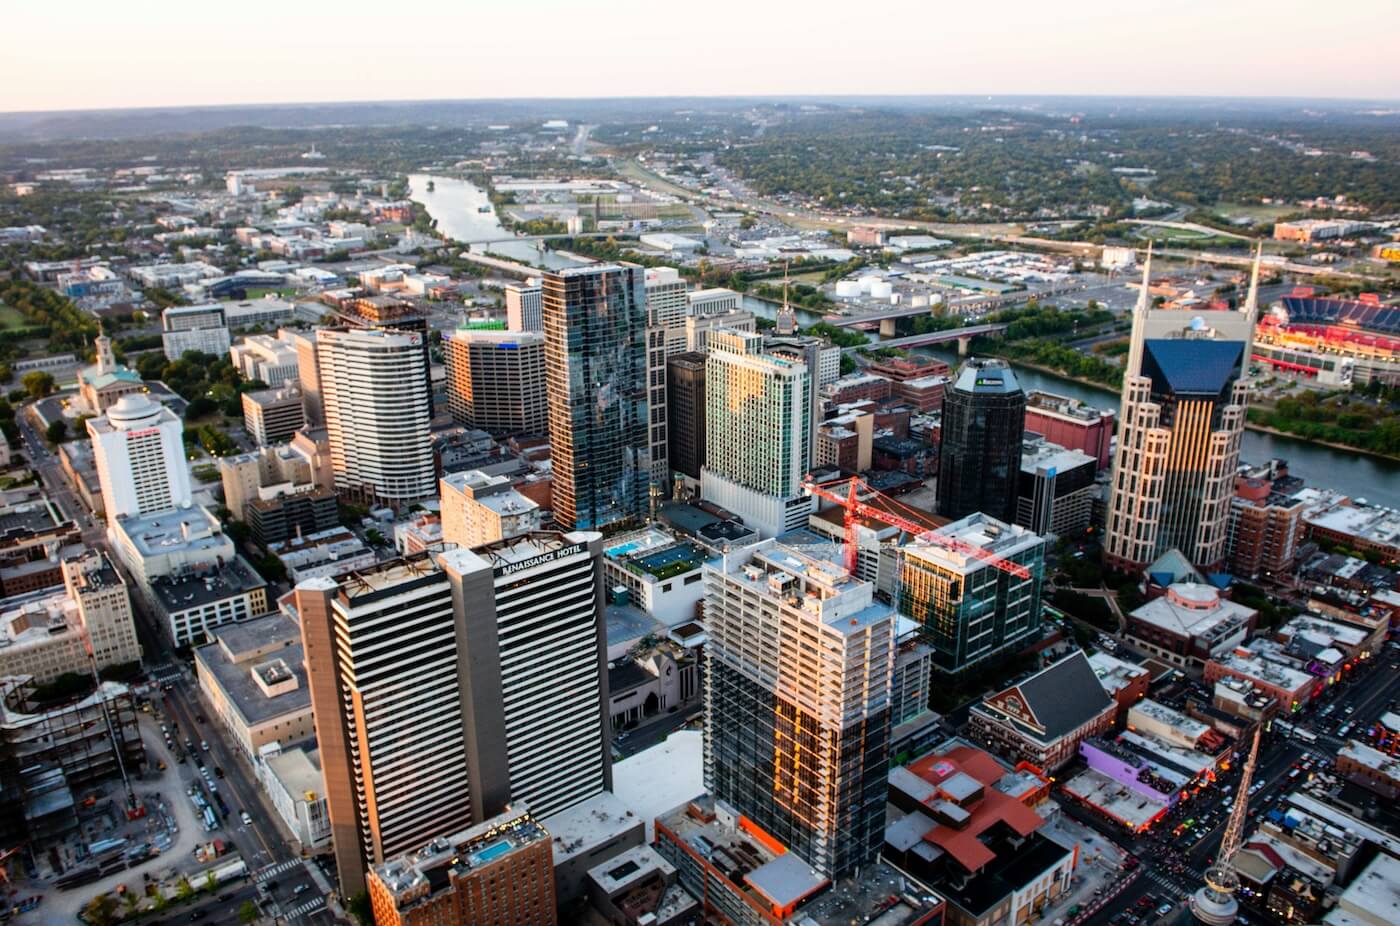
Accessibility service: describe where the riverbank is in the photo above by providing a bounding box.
[943,352,1400,466]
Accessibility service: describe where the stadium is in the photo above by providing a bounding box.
[1251,293,1400,387]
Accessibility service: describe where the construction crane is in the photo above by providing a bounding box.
[1191,726,1261,925]
[801,475,1031,580]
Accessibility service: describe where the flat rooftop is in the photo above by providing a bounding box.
[659,797,941,925]
[1062,768,1167,830]
[372,807,549,907]
[151,556,266,613]
[1130,584,1254,643]
[539,790,642,868]
[117,506,228,560]
[194,614,309,726]
[716,538,895,636]
[903,512,1042,576]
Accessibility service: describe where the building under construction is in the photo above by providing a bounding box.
[0,675,144,848]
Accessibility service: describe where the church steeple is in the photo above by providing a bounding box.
[94,321,115,374]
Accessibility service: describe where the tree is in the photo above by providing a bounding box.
[346,890,373,926]
[45,419,67,443]
[239,900,260,924]
[84,894,119,926]
[21,370,54,400]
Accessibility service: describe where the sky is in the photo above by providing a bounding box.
[4,0,1398,112]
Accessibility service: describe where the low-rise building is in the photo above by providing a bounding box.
[541,790,646,905]
[585,843,699,926]
[439,470,540,550]
[368,806,557,926]
[1303,500,1400,564]
[968,651,1116,771]
[255,742,331,852]
[1335,740,1400,800]
[0,494,81,597]
[267,527,376,583]
[229,332,300,386]
[655,796,943,926]
[1023,391,1113,471]
[1204,647,1315,714]
[161,304,230,360]
[1125,583,1257,671]
[194,613,315,762]
[1087,651,1151,722]
[394,513,443,555]
[1322,847,1400,926]
[883,739,1061,926]
[602,526,710,627]
[220,444,336,546]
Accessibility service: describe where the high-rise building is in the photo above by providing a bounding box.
[936,358,1026,524]
[704,539,896,879]
[1104,247,1258,573]
[543,264,650,530]
[316,327,436,506]
[666,352,707,483]
[241,385,305,446]
[439,470,540,549]
[297,532,610,896]
[1016,437,1098,538]
[1225,462,1306,580]
[644,268,691,492]
[287,330,324,426]
[368,806,556,926]
[443,327,547,436]
[297,557,480,896]
[87,393,192,520]
[700,329,814,538]
[899,513,1046,675]
[329,294,435,416]
[505,282,543,332]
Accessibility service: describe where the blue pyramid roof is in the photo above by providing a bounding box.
[1142,339,1244,397]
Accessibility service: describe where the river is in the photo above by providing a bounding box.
[407,174,584,269]
[411,174,1398,508]
[911,344,1400,509]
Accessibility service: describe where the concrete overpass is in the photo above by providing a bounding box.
[842,323,1009,356]
[826,291,1031,336]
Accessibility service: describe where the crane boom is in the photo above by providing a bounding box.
[802,476,1032,580]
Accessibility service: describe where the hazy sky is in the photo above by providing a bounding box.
[5,0,1398,112]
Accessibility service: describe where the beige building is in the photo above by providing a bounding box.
[62,550,141,669]
[0,589,90,684]
[0,551,139,683]
[224,437,333,515]
[442,327,547,436]
[440,470,540,549]
[1105,248,1256,574]
[194,613,315,763]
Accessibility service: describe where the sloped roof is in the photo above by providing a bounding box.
[1142,339,1243,397]
[1008,651,1113,741]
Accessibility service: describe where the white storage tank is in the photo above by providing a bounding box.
[835,280,862,299]
[870,280,893,300]
[859,274,882,294]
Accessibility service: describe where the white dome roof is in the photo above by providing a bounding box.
[106,393,162,427]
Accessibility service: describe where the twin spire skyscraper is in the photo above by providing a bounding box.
[1103,243,1263,573]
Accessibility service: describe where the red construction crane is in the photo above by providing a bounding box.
[802,475,1032,580]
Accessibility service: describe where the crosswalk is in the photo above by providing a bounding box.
[1141,869,1190,899]
[286,897,327,920]
[255,858,305,883]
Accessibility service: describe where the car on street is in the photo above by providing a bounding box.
[241,811,253,825]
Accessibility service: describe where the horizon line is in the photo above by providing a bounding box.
[5,90,1400,119]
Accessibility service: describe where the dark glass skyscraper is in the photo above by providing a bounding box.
[543,264,650,531]
[937,358,1026,523]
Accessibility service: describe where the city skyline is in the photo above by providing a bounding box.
[3,0,1400,112]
